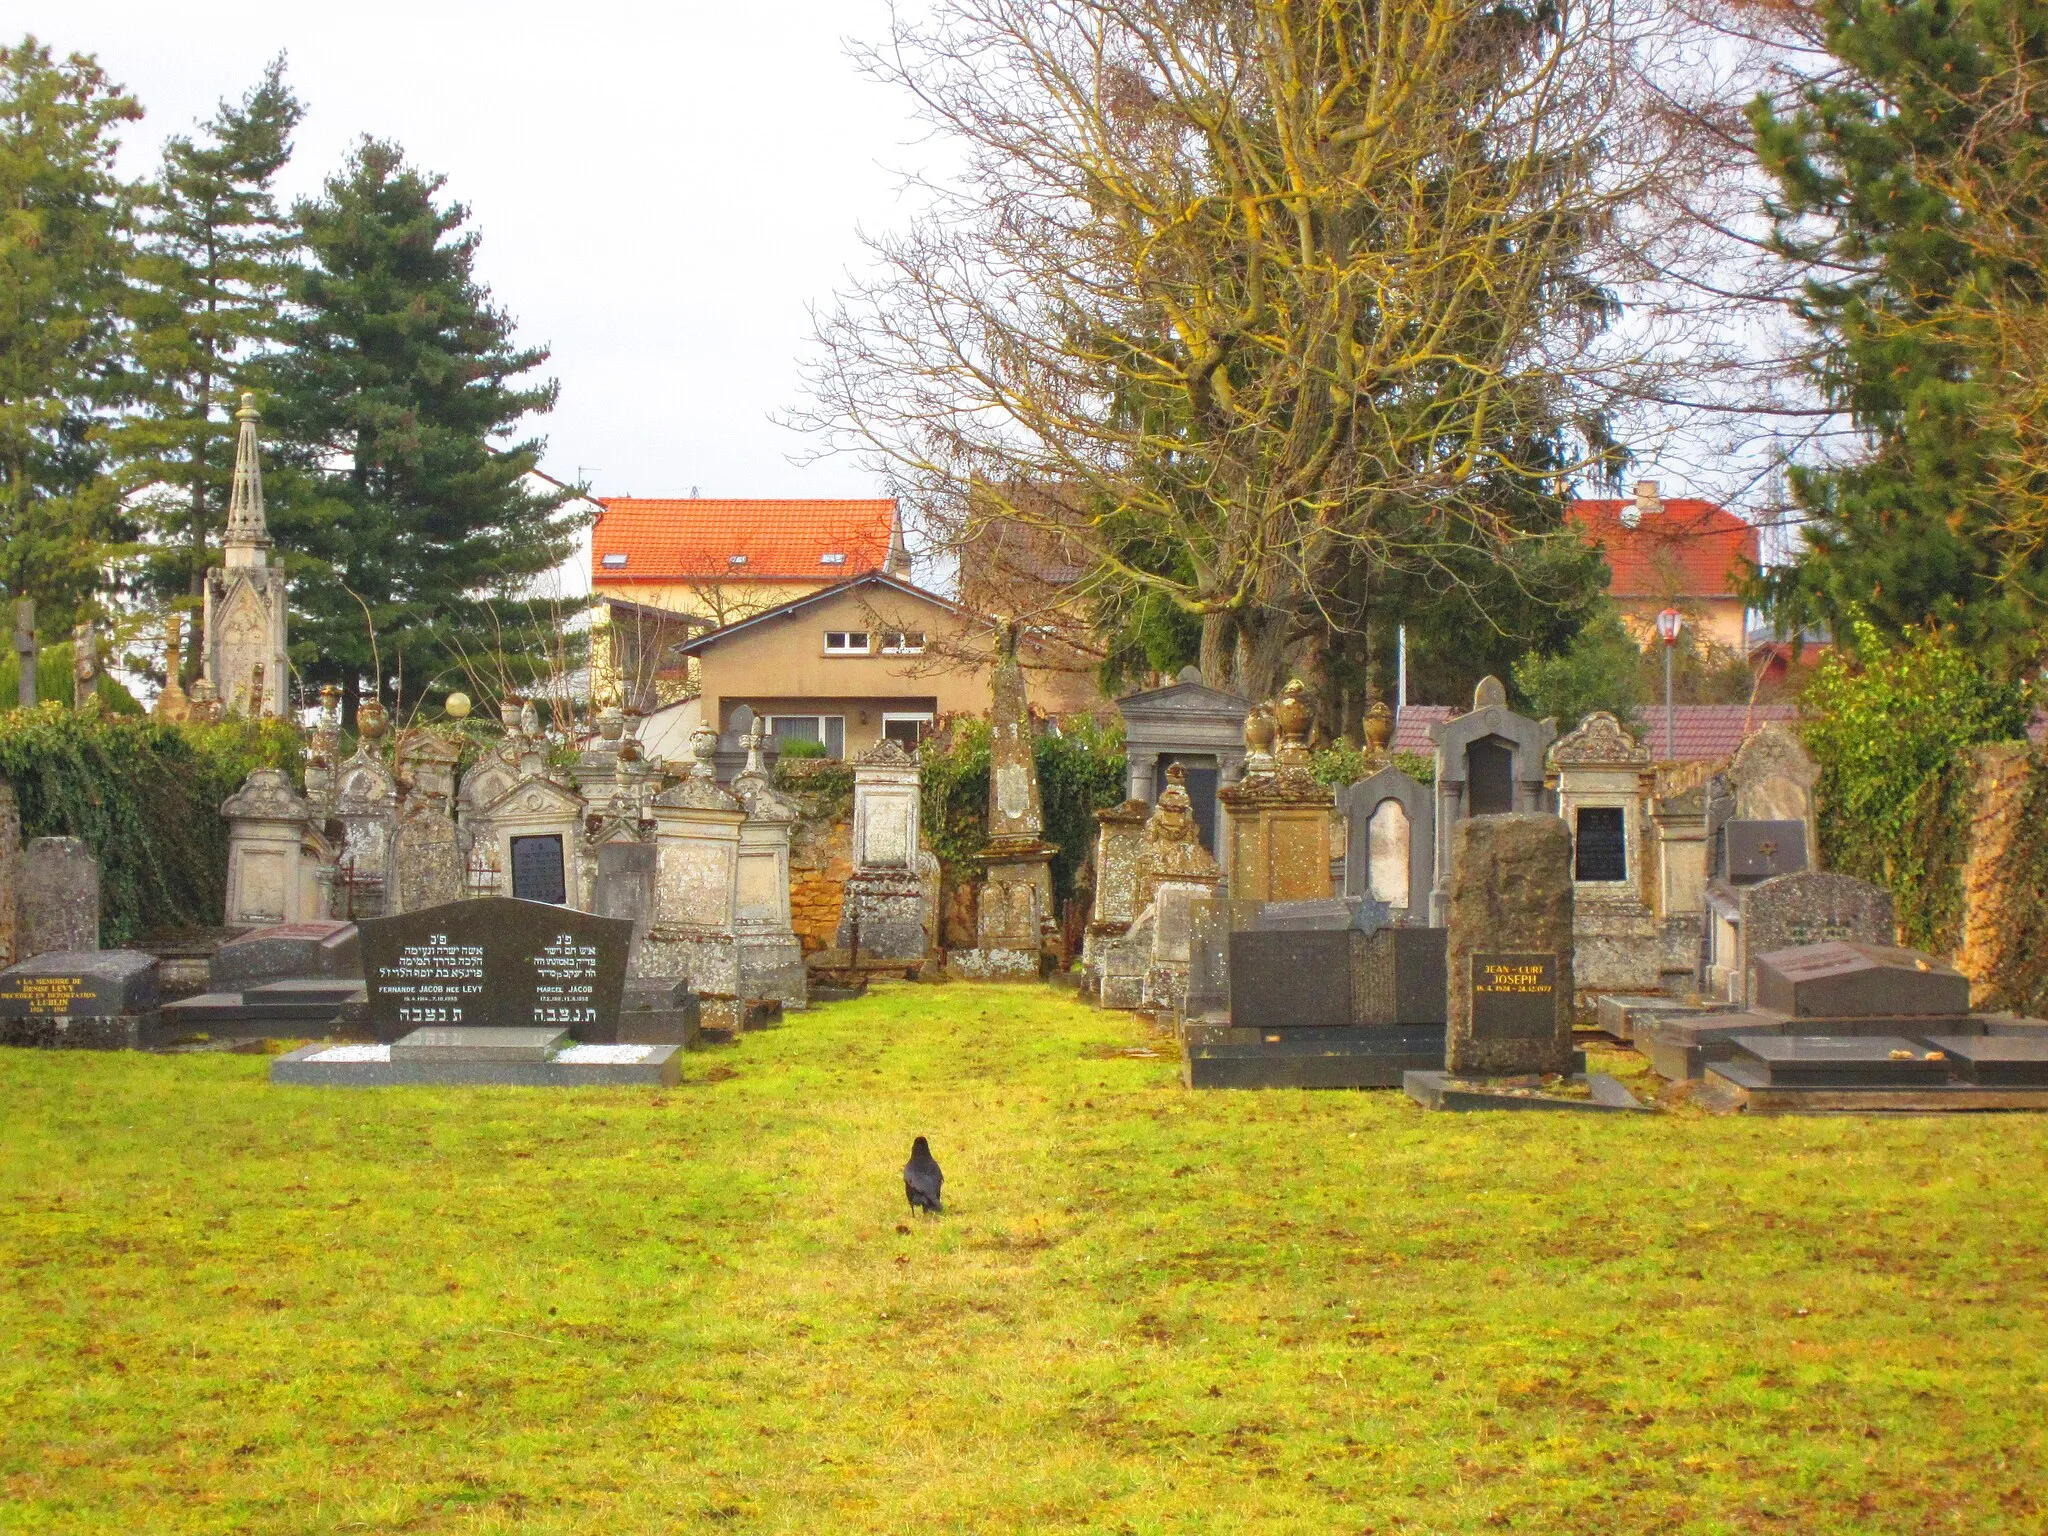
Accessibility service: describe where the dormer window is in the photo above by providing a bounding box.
[601,553,627,568]
[824,630,870,655]
[820,552,847,565]
[881,631,925,655]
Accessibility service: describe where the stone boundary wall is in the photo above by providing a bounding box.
[789,813,852,954]
[1956,743,2048,1013]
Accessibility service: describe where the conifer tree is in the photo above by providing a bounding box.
[119,57,301,624]
[1751,0,2048,677]
[265,138,578,722]
[0,38,138,630]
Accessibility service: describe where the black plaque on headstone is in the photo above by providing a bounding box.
[510,834,568,905]
[1466,738,1515,816]
[358,896,631,1035]
[1573,806,1628,883]
[1723,820,1808,884]
[1470,951,1557,1039]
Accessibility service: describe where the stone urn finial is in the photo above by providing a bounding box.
[1364,699,1394,754]
[1273,679,1315,766]
[1244,704,1276,756]
[356,697,389,745]
[689,724,718,779]
[597,703,626,743]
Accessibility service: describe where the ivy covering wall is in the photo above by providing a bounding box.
[920,717,1127,903]
[1801,622,2035,954]
[0,709,300,944]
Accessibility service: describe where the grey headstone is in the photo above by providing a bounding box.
[1253,896,1389,932]
[1737,871,1893,1005]
[211,920,361,990]
[0,949,157,1017]
[1444,815,1574,1076]
[19,836,98,958]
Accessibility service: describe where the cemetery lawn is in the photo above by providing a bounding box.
[4,988,2046,1535]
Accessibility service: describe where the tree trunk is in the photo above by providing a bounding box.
[1199,609,1232,692]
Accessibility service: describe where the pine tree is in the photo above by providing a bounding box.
[0,38,139,630]
[1751,0,2048,677]
[118,57,300,628]
[265,138,579,722]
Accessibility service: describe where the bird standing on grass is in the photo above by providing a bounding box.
[903,1136,943,1215]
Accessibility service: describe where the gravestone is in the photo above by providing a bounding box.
[1218,680,1335,904]
[211,920,361,990]
[837,738,927,965]
[1133,765,1223,1011]
[0,780,19,969]
[1752,942,1969,1018]
[1427,677,1557,924]
[960,638,1058,978]
[19,837,98,959]
[641,728,747,1025]
[358,896,631,1038]
[731,727,807,1008]
[1548,710,1658,996]
[594,842,658,965]
[1727,722,1819,869]
[1182,899,1231,1021]
[1228,930,1357,1029]
[1356,927,1449,1026]
[511,833,569,904]
[1116,672,1252,855]
[1443,814,1575,1076]
[222,768,320,927]
[1722,820,1808,884]
[1252,896,1389,932]
[1736,871,1893,1006]
[1929,1036,2048,1086]
[1082,799,1149,995]
[1339,765,1434,919]
[1725,1034,1951,1088]
[0,949,160,1049]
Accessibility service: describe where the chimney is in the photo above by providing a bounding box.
[1621,478,1660,530]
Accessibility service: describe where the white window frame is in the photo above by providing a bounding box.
[880,630,926,655]
[768,714,847,758]
[600,552,627,568]
[823,630,871,656]
[882,711,933,748]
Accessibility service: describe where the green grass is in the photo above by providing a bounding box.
[3,985,2045,1534]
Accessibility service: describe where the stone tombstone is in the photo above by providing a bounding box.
[201,395,290,718]
[594,842,658,966]
[1339,765,1433,919]
[1182,898,1231,1019]
[333,730,398,918]
[1218,679,1336,905]
[837,737,927,964]
[1733,870,1894,1007]
[641,728,747,1021]
[961,638,1058,977]
[1116,669,1252,856]
[731,727,807,1008]
[1427,677,1557,925]
[222,767,324,928]
[478,774,586,906]
[1085,799,1149,940]
[1728,722,1820,869]
[391,729,465,913]
[1444,814,1575,1076]
[212,920,361,991]
[20,837,98,959]
[0,780,19,969]
[1228,929,1357,1028]
[1753,940,1970,1019]
[0,949,159,1018]
[1133,765,1223,1010]
[359,895,631,1036]
[1548,711,1658,996]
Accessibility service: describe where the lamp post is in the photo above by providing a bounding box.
[1656,608,1683,760]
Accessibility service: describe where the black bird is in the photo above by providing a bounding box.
[903,1136,943,1215]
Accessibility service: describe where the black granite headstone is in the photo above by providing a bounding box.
[1469,952,1558,1040]
[1466,738,1515,816]
[0,950,158,1017]
[1356,927,1448,1025]
[1753,942,1970,1018]
[1228,930,1355,1029]
[358,896,631,1036]
[510,834,568,905]
[1252,896,1390,933]
[1723,820,1808,884]
[1572,807,1627,883]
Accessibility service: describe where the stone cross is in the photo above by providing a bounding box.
[71,619,97,710]
[11,598,33,709]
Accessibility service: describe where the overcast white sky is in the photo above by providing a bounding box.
[23,1,924,545]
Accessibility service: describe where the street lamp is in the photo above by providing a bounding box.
[1656,608,1684,760]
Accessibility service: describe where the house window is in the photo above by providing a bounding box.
[600,553,627,568]
[769,715,846,758]
[881,631,925,655]
[883,712,933,749]
[823,631,870,655]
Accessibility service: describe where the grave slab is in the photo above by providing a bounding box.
[1252,896,1389,932]
[1183,1024,1445,1089]
[1356,927,1447,1026]
[1729,1034,1953,1087]
[269,1040,682,1087]
[388,1026,568,1063]
[1401,1068,1628,1113]
[1752,942,1970,1019]
[1923,1035,2048,1086]
[211,921,360,990]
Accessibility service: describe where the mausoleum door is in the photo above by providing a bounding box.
[1465,738,1515,816]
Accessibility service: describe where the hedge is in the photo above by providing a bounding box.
[0,708,301,944]
[920,717,1127,902]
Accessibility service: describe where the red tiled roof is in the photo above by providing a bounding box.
[1569,498,1759,599]
[1390,703,1799,763]
[591,498,897,583]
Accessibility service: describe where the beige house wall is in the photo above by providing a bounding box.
[1617,596,1748,655]
[594,579,832,627]
[695,586,1103,757]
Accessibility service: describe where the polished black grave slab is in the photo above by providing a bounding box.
[1924,1035,2048,1086]
[1753,942,1970,1018]
[1728,1034,1953,1087]
[1183,1024,1445,1090]
[0,950,159,1018]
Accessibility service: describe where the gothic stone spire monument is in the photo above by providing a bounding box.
[956,631,1058,978]
[202,393,290,717]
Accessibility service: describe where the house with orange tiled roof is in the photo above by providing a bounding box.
[589,496,911,707]
[1569,480,1760,656]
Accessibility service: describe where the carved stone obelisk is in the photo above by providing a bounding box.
[202,393,290,717]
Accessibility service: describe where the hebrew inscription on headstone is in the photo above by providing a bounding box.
[359,896,630,1035]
